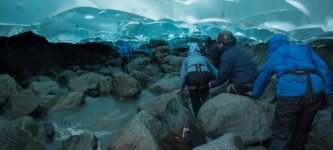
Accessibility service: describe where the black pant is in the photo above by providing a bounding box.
[121,56,129,70]
[269,92,324,150]
[185,71,214,115]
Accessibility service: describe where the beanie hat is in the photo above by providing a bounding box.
[189,43,199,53]
[217,31,236,44]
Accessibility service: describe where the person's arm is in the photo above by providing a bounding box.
[209,53,233,88]
[251,57,274,98]
[309,46,332,96]
[206,59,218,77]
[179,59,187,91]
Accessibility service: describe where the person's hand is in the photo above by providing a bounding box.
[245,91,252,97]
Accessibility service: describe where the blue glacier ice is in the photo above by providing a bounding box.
[0,0,332,45]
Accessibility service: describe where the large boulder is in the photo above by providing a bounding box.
[138,91,179,117]
[130,70,149,87]
[61,132,101,150]
[13,116,55,144]
[4,89,41,119]
[68,72,106,93]
[127,57,150,72]
[97,77,112,96]
[28,81,59,96]
[163,55,185,67]
[0,118,45,150]
[197,93,271,146]
[0,74,19,112]
[144,64,161,76]
[193,133,243,150]
[148,76,180,95]
[50,91,85,111]
[159,98,206,150]
[306,110,333,150]
[56,70,77,86]
[111,72,140,100]
[108,111,161,150]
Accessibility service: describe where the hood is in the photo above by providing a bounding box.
[188,43,201,56]
[268,34,290,53]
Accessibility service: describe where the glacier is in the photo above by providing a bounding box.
[0,0,332,46]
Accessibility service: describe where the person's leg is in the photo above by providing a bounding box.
[289,92,323,150]
[188,89,201,115]
[269,96,302,150]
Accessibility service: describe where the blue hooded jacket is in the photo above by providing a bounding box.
[120,42,132,56]
[252,35,332,98]
[179,43,218,90]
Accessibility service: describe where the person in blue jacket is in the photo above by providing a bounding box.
[208,31,258,97]
[179,42,217,115]
[249,34,332,150]
[119,41,133,71]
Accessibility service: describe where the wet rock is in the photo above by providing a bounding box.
[108,111,161,150]
[130,70,149,87]
[198,93,271,146]
[61,132,101,150]
[0,118,45,150]
[148,76,180,95]
[193,133,243,150]
[28,81,59,96]
[111,72,140,100]
[4,89,41,119]
[56,70,77,86]
[144,64,161,76]
[50,91,85,111]
[68,72,106,93]
[163,55,185,67]
[0,74,19,112]
[13,116,55,144]
[97,77,112,96]
[127,57,150,72]
[159,97,206,150]
[139,91,179,117]
[306,110,333,150]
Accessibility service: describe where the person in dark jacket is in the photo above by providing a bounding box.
[179,42,217,115]
[248,34,332,150]
[208,31,258,97]
[205,37,221,68]
[119,41,133,71]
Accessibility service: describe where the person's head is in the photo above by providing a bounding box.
[188,42,200,54]
[216,31,236,49]
[268,34,289,53]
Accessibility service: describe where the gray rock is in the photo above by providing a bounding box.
[0,74,18,101]
[198,93,271,146]
[56,70,77,86]
[148,76,180,95]
[111,72,140,100]
[163,55,185,67]
[108,111,161,150]
[28,81,59,95]
[144,64,161,76]
[5,89,41,119]
[138,91,179,117]
[193,133,243,150]
[50,91,85,111]
[0,118,45,150]
[127,57,150,72]
[130,70,149,87]
[97,77,112,96]
[68,72,106,92]
[61,132,101,150]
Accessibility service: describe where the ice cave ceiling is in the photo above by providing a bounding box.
[0,0,332,44]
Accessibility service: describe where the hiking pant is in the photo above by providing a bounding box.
[121,56,129,70]
[269,92,324,150]
[185,71,214,115]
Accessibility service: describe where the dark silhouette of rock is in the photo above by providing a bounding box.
[159,97,206,150]
[0,31,116,84]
